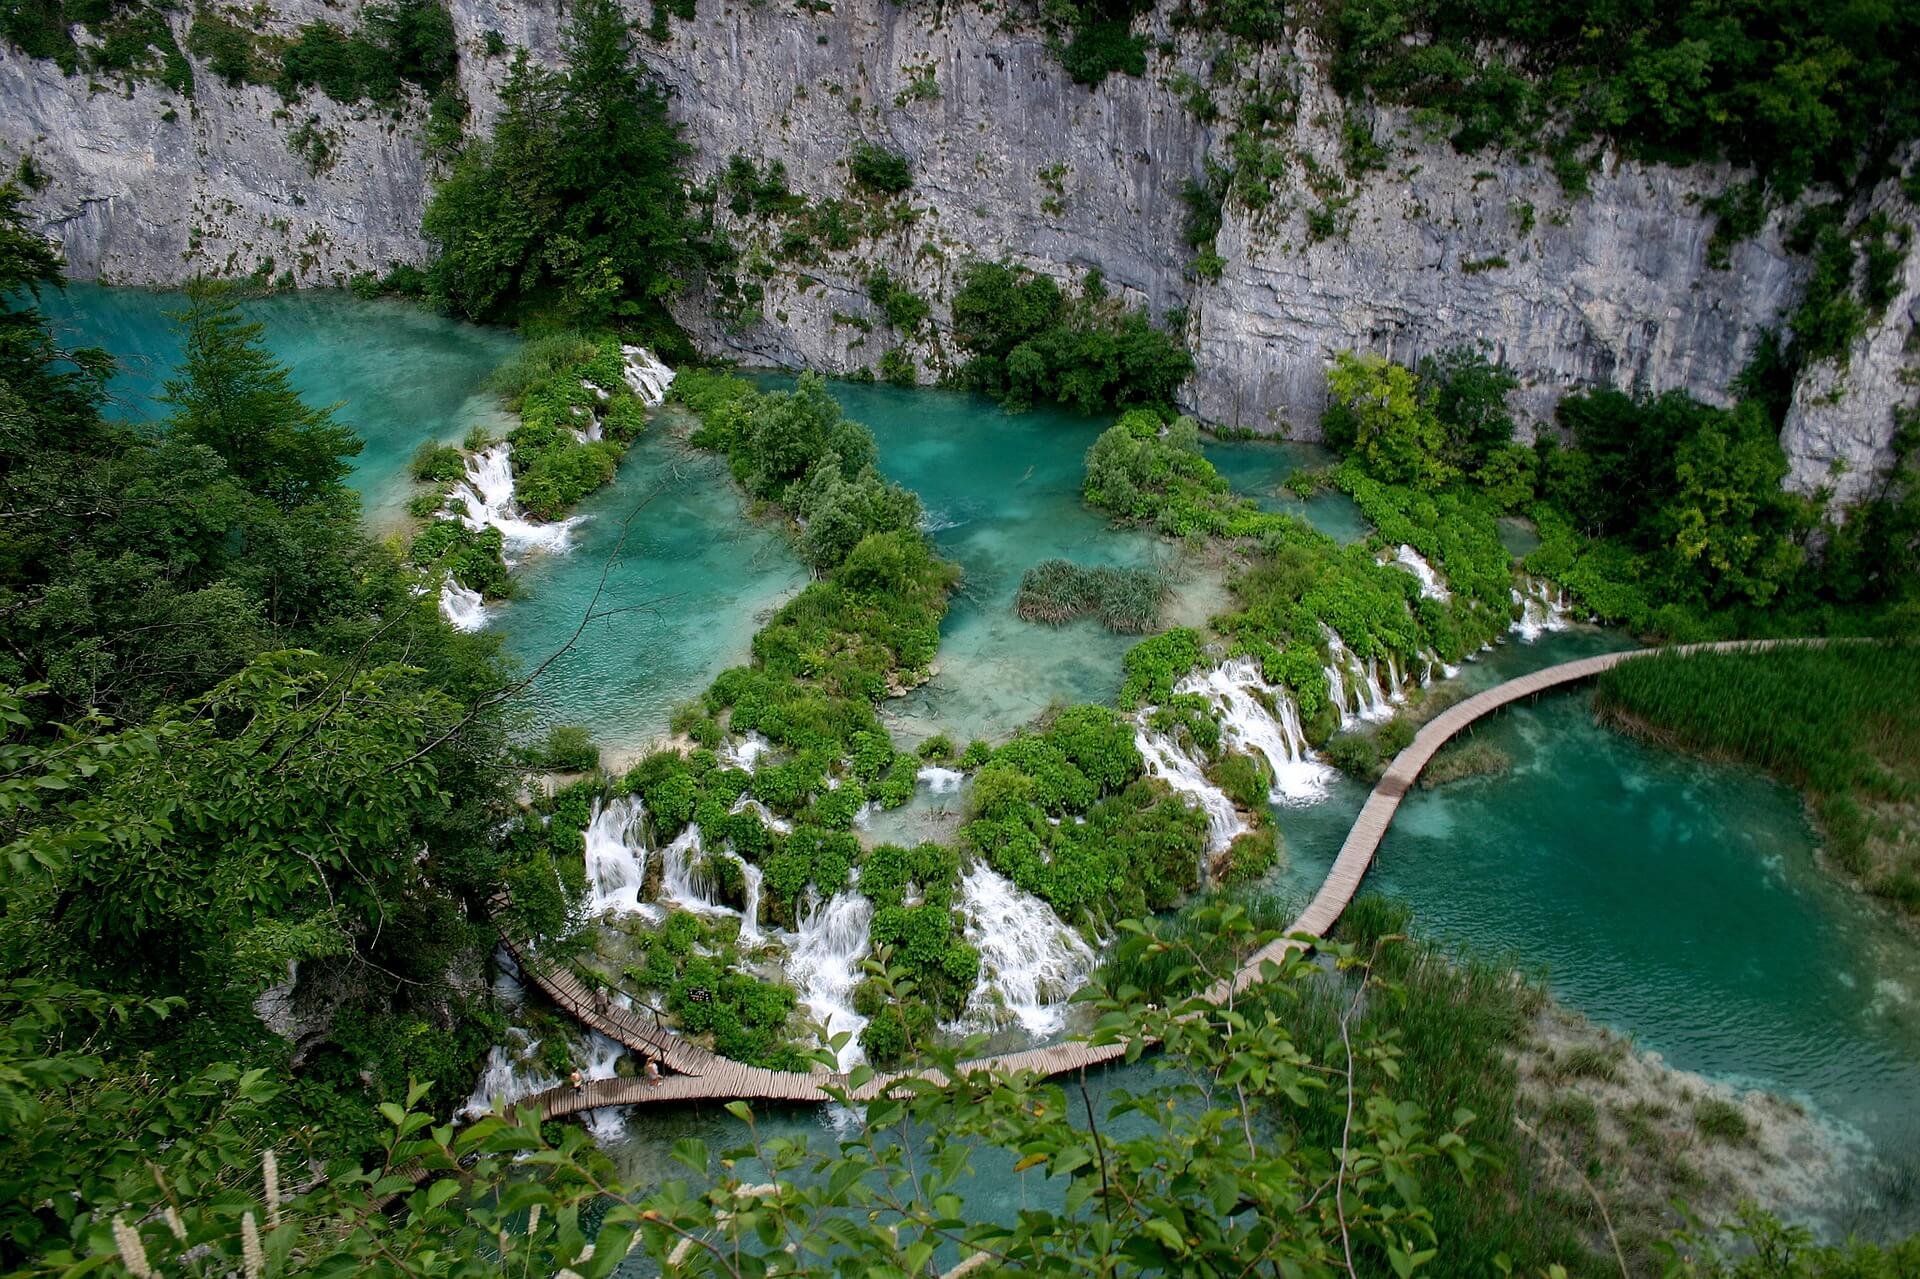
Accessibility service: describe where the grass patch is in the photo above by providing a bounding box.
[1014,558,1168,633]
[1693,1097,1753,1145]
[1420,739,1512,788]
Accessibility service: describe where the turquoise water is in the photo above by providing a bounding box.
[1200,436,1371,543]
[491,424,807,754]
[44,288,1920,1228]
[36,283,518,530]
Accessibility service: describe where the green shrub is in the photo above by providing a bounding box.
[848,142,913,194]
[526,724,600,772]
[1014,559,1168,633]
[1119,628,1202,707]
[410,440,465,482]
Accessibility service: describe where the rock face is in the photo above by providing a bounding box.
[2,0,1912,493]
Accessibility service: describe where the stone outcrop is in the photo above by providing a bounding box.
[1,0,1912,493]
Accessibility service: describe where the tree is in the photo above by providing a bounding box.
[1324,351,1455,489]
[161,284,362,508]
[422,0,706,327]
[1417,345,1516,471]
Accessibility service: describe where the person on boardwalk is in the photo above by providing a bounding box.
[592,985,609,1015]
[645,1059,661,1088]
[569,1068,584,1093]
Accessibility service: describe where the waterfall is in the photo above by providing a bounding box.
[621,345,676,405]
[785,890,873,1068]
[579,1031,629,1144]
[438,574,486,632]
[955,864,1096,1038]
[463,1027,559,1118]
[1175,657,1333,806]
[656,824,761,938]
[1132,723,1247,854]
[447,443,581,561]
[1392,545,1451,601]
[728,793,794,834]
[721,733,772,772]
[916,765,965,794]
[1510,578,1572,642]
[583,796,650,918]
[1322,629,1394,727]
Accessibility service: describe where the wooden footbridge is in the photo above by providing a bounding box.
[501,640,1801,1118]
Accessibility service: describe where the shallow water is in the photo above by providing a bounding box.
[38,283,518,531]
[1200,436,1371,543]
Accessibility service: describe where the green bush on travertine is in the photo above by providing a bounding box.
[848,141,913,194]
[409,517,509,597]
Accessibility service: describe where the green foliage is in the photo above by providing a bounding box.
[1319,0,1919,202]
[409,517,509,597]
[162,283,364,507]
[877,347,916,387]
[848,141,913,194]
[1119,627,1202,708]
[949,261,1192,412]
[492,331,650,519]
[1596,644,1920,912]
[1322,351,1454,491]
[523,724,600,772]
[1014,558,1168,633]
[632,914,808,1068]
[866,266,929,332]
[280,0,457,107]
[410,440,465,482]
[422,0,709,329]
[1059,17,1146,85]
[1084,410,1280,538]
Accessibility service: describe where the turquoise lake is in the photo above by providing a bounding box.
[44,285,1920,1232]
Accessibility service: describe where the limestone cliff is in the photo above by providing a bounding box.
[2,0,1912,499]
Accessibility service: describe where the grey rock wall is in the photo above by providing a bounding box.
[2,0,1912,494]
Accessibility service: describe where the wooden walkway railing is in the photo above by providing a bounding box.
[487,640,1807,1117]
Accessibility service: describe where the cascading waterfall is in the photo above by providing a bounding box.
[785,890,873,1069]
[1175,657,1334,805]
[1322,629,1395,726]
[1510,577,1573,642]
[916,766,965,794]
[655,825,762,938]
[438,573,487,632]
[721,733,772,772]
[582,795,651,918]
[447,443,581,562]
[1392,545,1452,601]
[579,1031,629,1144]
[1132,724,1246,854]
[955,864,1097,1038]
[621,345,676,405]
[463,1027,558,1119]
[728,794,793,834]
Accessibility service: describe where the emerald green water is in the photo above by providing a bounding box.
[47,287,1920,1225]
[1200,436,1371,543]
[38,283,519,531]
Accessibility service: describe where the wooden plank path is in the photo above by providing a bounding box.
[493,640,1808,1118]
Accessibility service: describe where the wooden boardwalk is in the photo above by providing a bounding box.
[496,640,1798,1118]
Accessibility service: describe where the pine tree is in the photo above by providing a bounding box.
[160,282,362,507]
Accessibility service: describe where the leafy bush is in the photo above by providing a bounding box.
[1118,628,1203,708]
[410,440,465,482]
[848,142,913,194]
[1059,18,1146,85]
[948,261,1192,412]
[525,724,600,772]
[409,518,509,597]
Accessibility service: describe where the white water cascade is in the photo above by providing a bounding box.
[721,733,773,772]
[1132,723,1247,855]
[447,443,582,561]
[438,573,487,632]
[1511,577,1573,642]
[582,795,652,918]
[621,345,676,405]
[1392,545,1452,601]
[578,1031,629,1144]
[728,794,794,834]
[1175,658,1334,805]
[916,766,965,794]
[785,890,874,1068]
[654,825,764,940]
[956,864,1097,1037]
[1322,629,1397,727]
